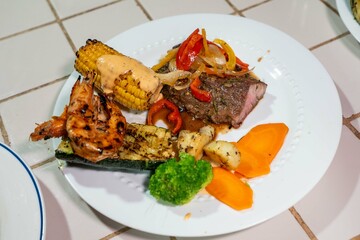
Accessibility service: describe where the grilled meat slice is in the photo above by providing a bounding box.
[161,73,267,128]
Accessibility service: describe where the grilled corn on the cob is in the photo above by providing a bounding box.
[75,39,122,85]
[75,39,163,111]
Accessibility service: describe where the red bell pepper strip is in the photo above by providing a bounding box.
[236,57,249,70]
[176,28,203,70]
[190,77,212,102]
[147,99,183,134]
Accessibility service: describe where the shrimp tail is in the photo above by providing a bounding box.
[30,106,68,141]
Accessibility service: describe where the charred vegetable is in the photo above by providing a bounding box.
[203,140,241,170]
[177,125,215,160]
[75,39,163,111]
[117,123,176,161]
[56,139,166,170]
[351,0,360,23]
[55,123,176,171]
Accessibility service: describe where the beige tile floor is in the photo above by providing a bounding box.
[1,0,360,239]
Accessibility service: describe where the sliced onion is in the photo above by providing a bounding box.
[200,44,226,68]
[190,63,206,80]
[188,56,205,71]
[173,78,192,90]
[168,58,177,72]
[223,67,255,77]
[156,70,191,87]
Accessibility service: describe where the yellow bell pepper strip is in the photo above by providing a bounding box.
[152,48,178,72]
[201,28,210,57]
[213,38,236,71]
[190,77,212,102]
[147,99,183,134]
[176,28,203,70]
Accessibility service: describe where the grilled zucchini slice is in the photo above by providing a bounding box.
[55,123,176,171]
[352,0,360,23]
[56,140,167,170]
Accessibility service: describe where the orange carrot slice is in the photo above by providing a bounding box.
[235,123,289,163]
[234,148,270,178]
[205,167,253,210]
[234,123,289,178]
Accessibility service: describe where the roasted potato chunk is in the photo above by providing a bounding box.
[203,140,241,170]
[177,125,215,160]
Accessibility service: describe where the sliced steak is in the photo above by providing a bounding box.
[161,73,267,128]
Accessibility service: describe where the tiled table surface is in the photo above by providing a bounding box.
[1,0,360,239]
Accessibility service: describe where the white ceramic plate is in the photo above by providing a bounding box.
[54,14,342,237]
[337,0,360,42]
[0,143,45,239]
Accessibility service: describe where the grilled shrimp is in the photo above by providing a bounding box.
[30,106,68,141]
[66,76,126,162]
[30,75,127,162]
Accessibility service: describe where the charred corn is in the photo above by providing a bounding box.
[74,39,163,111]
[112,71,152,110]
[75,39,122,85]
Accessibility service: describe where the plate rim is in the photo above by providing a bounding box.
[0,142,45,240]
[54,13,342,237]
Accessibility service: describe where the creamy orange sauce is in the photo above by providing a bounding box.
[96,55,161,94]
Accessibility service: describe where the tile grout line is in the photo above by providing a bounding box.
[45,0,126,52]
[98,226,178,240]
[0,21,57,42]
[30,157,56,170]
[343,115,360,139]
[45,0,77,53]
[98,226,131,240]
[0,1,122,44]
[0,76,67,104]
[59,0,124,23]
[309,31,350,51]
[100,206,319,240]
[345,112,360,121]
[237,0,273,14]
[319,0,339,15]
[134,0,153,21]
[289,207,318,240]
[0,114,11,146]
[224,0,244,16]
